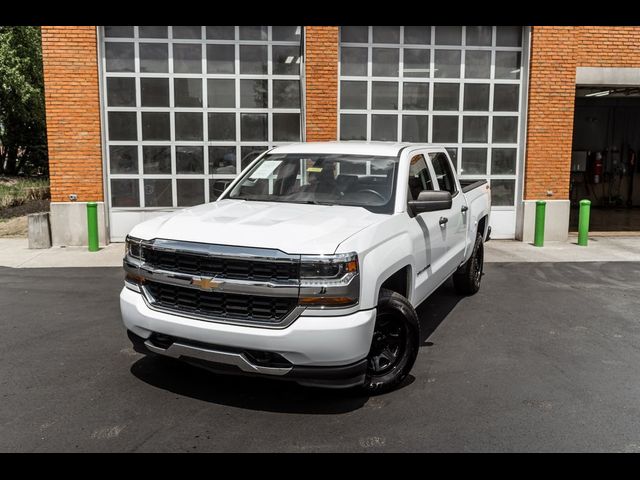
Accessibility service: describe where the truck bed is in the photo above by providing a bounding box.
[460,179,488,193]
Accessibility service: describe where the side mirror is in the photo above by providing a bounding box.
[408,190,452,215]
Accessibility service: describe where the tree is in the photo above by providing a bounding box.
[0,26,47,176]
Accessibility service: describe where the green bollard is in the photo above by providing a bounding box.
[87,202,99,252]
[578,199,591,246]
[534,200,546,247]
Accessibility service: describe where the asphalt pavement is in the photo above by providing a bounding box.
[2,262,640,452]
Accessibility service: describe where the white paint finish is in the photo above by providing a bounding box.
[50,202,108,247]
[488,210,516,239]
[576,67,640,86]
[521,200,570,242]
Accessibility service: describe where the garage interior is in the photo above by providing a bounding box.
[570,86,640,232]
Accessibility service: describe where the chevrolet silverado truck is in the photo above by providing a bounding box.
[121,142,491,393]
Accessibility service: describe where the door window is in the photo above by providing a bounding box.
[407,154,434,201]
[429,152,457,194]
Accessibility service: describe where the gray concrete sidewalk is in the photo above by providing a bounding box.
[0,235,639,268]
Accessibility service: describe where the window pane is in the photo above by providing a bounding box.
[273,80,300,108]
[371,115,397,141]
[206,44,235,74]
[239,26,267,41]
[208,113,236,141]
[402,82,429,110]
[373,26,399,44]
[173,26,201,39]
[176,146,204,173]
[466,26,492,46]
[492,116,518,143]
[432,116,458,143]
[173,44,202,73]
[273,45,301,75]
[144,179,173,207]
[495,52,521,79]
[139,26,167,38]
[461,148,487,175]
[463,83,489,111]
[372,48,399,77]
[143,146,171,174]
[493,84,520,111]
[402,115,428,142]
[111,179,139,207]
[240,79,268,108]
[465,50,491,79]
[177,179,205,207]
[140,78,169,107]
[463,116,488,143]
[273,26,301,42]
[491,179,515,206]
[340,114,366,140]
[404,26,430,45]
[273,113,300,141]
[403,49,429,78]
[104,26,133,38]
[446,148,458,169]
[108,112,137,141]
[371,81,398,110]
[491,148,517,174]
[210,179,233,200]
[208,79,236,108]
[109,146,138,174]
[434,50,461,78]
[175,112,203,141]
[435,26,462,45]
[240,45,268,74]
[107,77,136,107]
[433,83,459,111]
[341,47,368,76]
[105,43,134,72]
[240,113,267,141]
[341,26,368,43]
[142,112,170,140]
[496,26,522,47]
[241,146,267,170]
[174,78,202,107]
[206,26,235,40]
[209,146,237,175]
[340,81,366,109]
[139,43,168,73]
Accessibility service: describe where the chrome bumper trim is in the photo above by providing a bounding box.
[144,340,292,376]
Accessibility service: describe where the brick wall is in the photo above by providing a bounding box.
[41,26,103,203]
[304,26,339,141]
[525,26,640,200]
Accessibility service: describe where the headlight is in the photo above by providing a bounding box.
[299,252,359,308]
[125,235,144,260]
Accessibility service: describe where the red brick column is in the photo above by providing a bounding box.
[304,26,339,142]
[41,26,103,202]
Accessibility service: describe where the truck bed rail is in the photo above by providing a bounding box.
[460,179,488,193]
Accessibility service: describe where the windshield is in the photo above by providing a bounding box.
[226,153,399,214]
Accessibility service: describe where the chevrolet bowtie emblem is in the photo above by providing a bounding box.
[191,276,224,291]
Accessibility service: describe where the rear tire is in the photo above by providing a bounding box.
[362,288,420,394]
[453,232,484,295]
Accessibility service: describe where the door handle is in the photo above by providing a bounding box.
[439,217,448,227]
[461,205,468,213]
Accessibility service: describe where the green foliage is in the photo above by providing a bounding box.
[0,26,48,175]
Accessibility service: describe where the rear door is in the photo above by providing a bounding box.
[428,151,467,275]
[405,153,449,303]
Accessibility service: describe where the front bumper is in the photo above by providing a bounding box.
[120,287,376,387]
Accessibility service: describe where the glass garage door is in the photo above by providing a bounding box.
[99,26,302,241]
[338,26,526,238]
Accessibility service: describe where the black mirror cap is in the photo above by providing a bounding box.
[408,190,453,215]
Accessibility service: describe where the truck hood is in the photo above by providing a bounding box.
[129,199,386,254]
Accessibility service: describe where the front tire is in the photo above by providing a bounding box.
[362,288,420,394]
[453,232,484,295]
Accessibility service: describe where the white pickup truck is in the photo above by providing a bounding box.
[121,142,491,393]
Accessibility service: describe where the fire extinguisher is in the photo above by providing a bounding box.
[592,152,604,184]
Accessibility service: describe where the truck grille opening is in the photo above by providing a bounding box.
[141,246,299,282]
[144,281,297,323]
